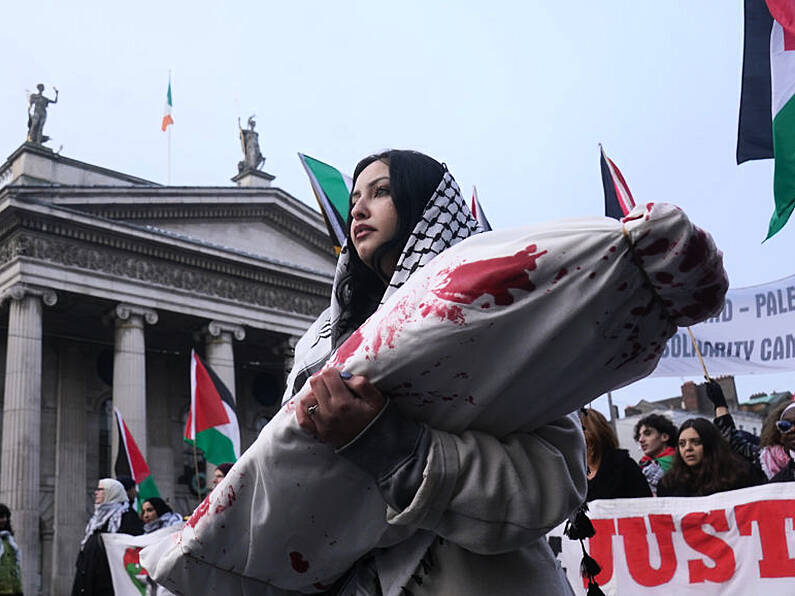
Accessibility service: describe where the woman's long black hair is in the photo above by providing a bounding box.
[659,418,755,496]
[143,497,173,519]
[0,504,12,534]
[336,150,444,331]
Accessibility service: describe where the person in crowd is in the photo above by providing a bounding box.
[579,408,651,501]
[212,463,234,489]
[288,150,586,594]
[760,399,795,480]
[0,504,22,596]
[768,401,795,482]
[706,381,793,481]
[72,478,144,595]
[116,476,137,510]
[633,413,678,495]
[657,418,762,497]
[140,498,183,534]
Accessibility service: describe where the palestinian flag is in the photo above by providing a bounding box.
[470,186,492,231]
[161,77,174,132]
[600,144,636,220]
[737,0,795,238]
[298,153,352,253]
[114,408,160,509]
[184,350,239,465]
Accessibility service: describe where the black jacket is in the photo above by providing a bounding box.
[770,459,795,483]
[71,509,144,596]
[587,448,652,501]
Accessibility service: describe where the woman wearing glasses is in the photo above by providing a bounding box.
[769,401,795,483]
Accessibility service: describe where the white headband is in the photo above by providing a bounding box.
[780,401,795,419]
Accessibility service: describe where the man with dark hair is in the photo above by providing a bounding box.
[633,413,677,495]
[116,475,137,509]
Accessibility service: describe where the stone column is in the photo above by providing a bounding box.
[50,343,88,596]
[111,304,157,460]
[200,322,245,483]
[202,321,245,400]
[0,284,57,596]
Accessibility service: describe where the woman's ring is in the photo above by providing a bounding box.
[307,403,319,416]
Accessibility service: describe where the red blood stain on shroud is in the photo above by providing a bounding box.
[213,484,238,514]
[289,551,310,573]
[419,301,465,325]
[329,328,364,367]
[553,268,568,283]
[186,496,211,529]
[634,238,669,258]
[431,245,548,306]
[679,228,708,273]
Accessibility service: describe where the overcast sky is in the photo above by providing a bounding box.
[1,1,793,416]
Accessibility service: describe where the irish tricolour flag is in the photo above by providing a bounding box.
[161,77,174,132]
[184,350,239,465]
[114,408,160,509]
[298,153,352,253]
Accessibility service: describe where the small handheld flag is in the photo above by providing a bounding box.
[298,153,352,253]
[114,408,160,510]
[184,350,240,465]
[470,186,492,231]
[600,145,636,220]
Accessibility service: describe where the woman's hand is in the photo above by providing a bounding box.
[297,368,386,448]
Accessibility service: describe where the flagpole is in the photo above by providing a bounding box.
[686,327,711,381]
[193,443,202,504]
[167,128,172,186]
[167,69,172,185]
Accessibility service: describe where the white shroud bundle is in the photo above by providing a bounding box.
[142,202,728,594]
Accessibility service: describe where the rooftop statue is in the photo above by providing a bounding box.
[27,83,58,145]
[238,115,265,173]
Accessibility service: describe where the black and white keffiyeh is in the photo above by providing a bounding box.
[144,511,184,533]
[283,169,481,403]
[80,501,129,549]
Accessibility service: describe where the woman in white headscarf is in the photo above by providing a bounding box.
[71,478,144,596]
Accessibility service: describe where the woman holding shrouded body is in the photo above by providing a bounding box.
[288,150,586,595]
[657,418,762,497]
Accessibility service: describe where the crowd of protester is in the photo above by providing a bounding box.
[580,381,794,503]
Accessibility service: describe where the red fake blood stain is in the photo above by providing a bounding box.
[186,496,211,529]
[431,245,548,306]
[329,328,364,367]
[655,271,674,284]
[289,551,310,573]
[214,484,238,514]
[634,238,669,258]
[418,301,466,325]
[552,268,568,283]
[371,297,414,358]
[679,228,708,273]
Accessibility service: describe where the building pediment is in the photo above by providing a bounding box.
[0,192,334,335]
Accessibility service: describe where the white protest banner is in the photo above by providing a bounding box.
[650,273,795,376]
[549,483,795,595]
[103,526,181,596]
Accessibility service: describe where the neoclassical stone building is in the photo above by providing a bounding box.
[0,142,336,595]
